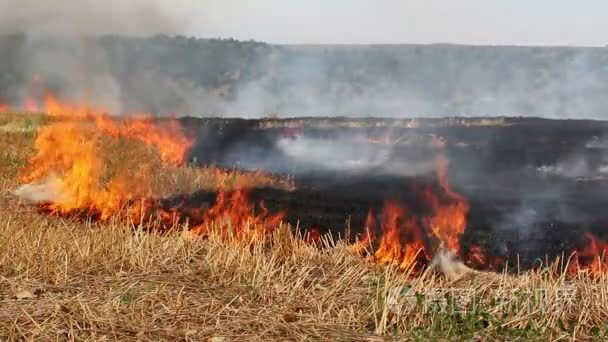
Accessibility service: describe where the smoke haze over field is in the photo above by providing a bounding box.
[1,2,608,118]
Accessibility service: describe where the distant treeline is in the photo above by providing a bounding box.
[1,34,608,118]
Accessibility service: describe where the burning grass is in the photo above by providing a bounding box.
[2,202,608,340]
[2,110,608,339]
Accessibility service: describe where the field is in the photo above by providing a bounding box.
[1,111,608,341]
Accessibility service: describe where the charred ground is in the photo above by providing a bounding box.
[180,116,608,270]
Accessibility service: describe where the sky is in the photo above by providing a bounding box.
[1,0,606,46]
[179,0,607,46]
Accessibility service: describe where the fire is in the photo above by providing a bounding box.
[363,158,469,270]
[21,95,192,219]
[304,227,321,243]
[44,93,104,118]
[467,245,486,265]
[18,93,283,240]
[569,233,608,275]
[370,203,427,269]
[190,190,284,240]
[424,158,469,252]
[464,244,505,271]
[20,94,608,276]
[43,94,190,165]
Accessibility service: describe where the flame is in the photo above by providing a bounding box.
[371,202,427,269]
[190,190,284,240]
[348,210,376,254]
[18,93,288,242]
[569,233,608,275]
[361,209,376,246]
[22,97,188,218]
[464,244,505,271]
[44,93,191,165]
[467,245,486,265]
[22,94,607,276]
[365,158,469,270]
[424,158,469,252]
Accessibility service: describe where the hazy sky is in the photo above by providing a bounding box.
[180,0,607,46]
[2,0,607,46]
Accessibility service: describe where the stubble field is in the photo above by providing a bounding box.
[0,112,607,341]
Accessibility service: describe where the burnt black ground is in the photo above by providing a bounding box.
[175,116,608,270]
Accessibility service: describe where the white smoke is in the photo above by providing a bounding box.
[12,174,63,204]
[537,134,608,179]
[537,158,591,179]
[429,248,474,279]
[276,135,392,172]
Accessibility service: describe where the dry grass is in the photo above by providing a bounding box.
[1,112,608,341]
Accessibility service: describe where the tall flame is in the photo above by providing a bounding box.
[424,158,469,252]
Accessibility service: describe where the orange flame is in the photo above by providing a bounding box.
[467,245,486,265]
[190,189,284,240]
[360,209,376,246]
[569,233,608,276]
[371,202,426,269]
[464,244,505,271]
[20,93,287,241]
[366,158,469,270]
[424,158,469,252]
[22,95,193,218]
[43,94,190,165]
